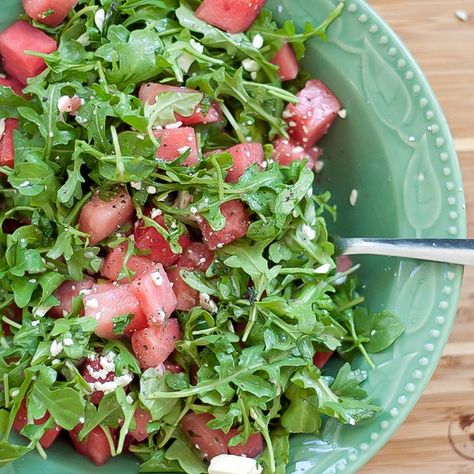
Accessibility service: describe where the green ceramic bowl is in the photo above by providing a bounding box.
[1,0,466,473]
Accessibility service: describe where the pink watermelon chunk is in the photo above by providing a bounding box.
[0,21,57,85]
[271,44,299,81]
[22,0,79,27]
[283,80,341,147]
[0,118,18,168]
[139,83,221,125]
[166,266,199,311]
[272,137,322,169]
[83,284,145,339]
[49,279,94,318]
[195,0,266,34]
[198,200,250,250]
[225,143,264,183]
[0,76,24,95]
[154,127,199,167]
[130,265,177,325]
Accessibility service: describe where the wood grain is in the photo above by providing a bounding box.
[363,1,474,472]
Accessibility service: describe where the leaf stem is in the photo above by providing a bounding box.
[101,426,117,457]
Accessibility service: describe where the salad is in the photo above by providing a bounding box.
[0,1,405,473]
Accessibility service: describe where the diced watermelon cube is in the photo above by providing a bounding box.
[313,351,334,369]
[198,200,250,250]
[83,284,145,339]
[134,212,191,267]
[154,127,199,167]
[49,279,94,318]
[181,413,228,460]
[195,0,266,34]
[57,95,83,115]
[131,319,181,369]
[164,360,184,374]
[177,242,214,271]
[13,399,62,449]
[225,143,264,183]
[22,0,79,27]
[0,76,24,95]
[0,21,57,85]
[226,430,265,458]
[78,189,135,245]
[271,44,299,81]
[139,83,221,125]
[129,408,152,443]
[70,424,115,466]
[130,264,177,325]
[0,118,18,168]
[166,266,199,311]
[102,242,156,283]
[272,137,322,169]
[283,80,341,147]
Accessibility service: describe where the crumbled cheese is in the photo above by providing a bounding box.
[50,340,63,357]
[178,146,191,154]
[252,34,264,49]
[315,160,324,172]
[79,289,92,296]
[174,191,193,209]
[85,298,99,309]
[94,8,106,32]
[454,10,469,21]
[79,417,85,424]
[199,293,218,313]
[63,337,74,347]
[10,388,19,398]
[165,121,183,129]
[314,263,331,274]
[0,118,5,139]
[151,271,164,286]
[88,373,133,393]
[250,71,258,81]
[301,224,316,241]
[147,185,157,194]
[130,181,142,190]
[57,95,71,113]
[349,189,358,207]
[337,108,347,119]
[189,206,198,214]
[150,208,162,219]
[288,121,297,127]
[208,454,262,474]
[242,58,261,73]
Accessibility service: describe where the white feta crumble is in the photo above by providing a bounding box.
[85,298,99,309]
[151,271,164,286]
[79,417,85,424]
[349,189,359,207]
[199,293,218,313]
[165,121,183,129]
[301,224,316,241]
[50,340,63,357]
[10,388,20,398]
[208,454,262,474]
[242,58,261,73]
[57,95,71,113]
[94,8,106,32]
[178,146,191,154]
[288,120,297,127]
[150,208,162,219]
[337,108,347,119]
[174,190,193,209]
[130,181,142,190]
[147,185,157,194]
[314,263,331,274]
[88,373,133,393]
[454,10,469,22]
[63,337,74,347]
[315,160,325,172]
[189,206,198,214]
[79,289,92,296]
[252,34,264,49]
[250,71,258,80]
[0,118,5,139]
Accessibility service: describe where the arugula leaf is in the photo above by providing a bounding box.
[112,313,134,336]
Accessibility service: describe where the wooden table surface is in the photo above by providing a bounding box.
[361,1,474,473]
